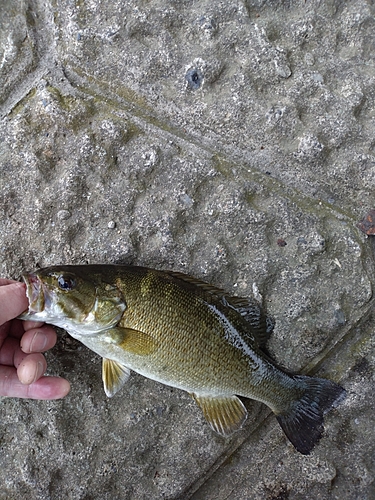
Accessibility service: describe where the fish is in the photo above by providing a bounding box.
[19,264,346,454]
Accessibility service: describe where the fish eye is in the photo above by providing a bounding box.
[57,275,76,291]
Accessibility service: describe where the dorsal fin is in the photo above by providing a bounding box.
[166,271,274,348]
[166,271,228,298]
[224,296,274,349]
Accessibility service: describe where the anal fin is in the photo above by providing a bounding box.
[191,393,247,437]
[102,358,131,397]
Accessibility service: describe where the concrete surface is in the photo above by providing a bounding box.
[1,0,375,498]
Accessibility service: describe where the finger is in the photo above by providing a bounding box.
[22,320,46,330]
[3,319,25,340]
[0,278,18,286]
[7,319,47,341]
[27,376,71,400]
[0,336,22,365]
[0,282,28,325]
[17,353,47,384]
[0,365,70,399]
[20,326,57,353]
[0,321,11,347]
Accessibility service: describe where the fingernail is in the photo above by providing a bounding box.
[30,331,47,352]
[33,361,44,383]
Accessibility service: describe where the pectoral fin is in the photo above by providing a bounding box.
[105,327,157,355]
[102,358,131,397]
[191,394,248,437]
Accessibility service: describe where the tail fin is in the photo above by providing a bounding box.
[276,376,346,455]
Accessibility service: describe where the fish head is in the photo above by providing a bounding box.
[20,266,126,334]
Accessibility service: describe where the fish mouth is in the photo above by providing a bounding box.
[20,273,47,316]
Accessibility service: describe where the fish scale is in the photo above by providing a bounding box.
[19,264,346,454]
[116,269,261,392]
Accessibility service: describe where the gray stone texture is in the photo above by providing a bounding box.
[1,0,375,498]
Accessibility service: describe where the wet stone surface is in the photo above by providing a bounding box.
[1,0,375,499]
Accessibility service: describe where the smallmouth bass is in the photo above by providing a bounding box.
[19,265,346,454]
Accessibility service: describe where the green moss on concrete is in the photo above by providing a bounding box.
[9,88,37,116]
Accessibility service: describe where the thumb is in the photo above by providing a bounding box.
[0,282,28,325]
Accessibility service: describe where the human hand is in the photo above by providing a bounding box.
[0,278,70,399]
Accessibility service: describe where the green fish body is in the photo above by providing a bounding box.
[20,265,346,454]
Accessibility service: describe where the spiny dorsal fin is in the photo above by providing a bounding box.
[167,271,228,298]
[102,359,131,397]
[104,327,157,355]
[191,393,248,437]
